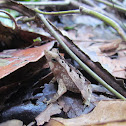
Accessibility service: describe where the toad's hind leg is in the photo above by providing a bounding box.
[47,79,67,105]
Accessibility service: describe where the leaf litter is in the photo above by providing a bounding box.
[0,0,126,126]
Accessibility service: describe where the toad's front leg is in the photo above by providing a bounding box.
[47,79,67,105]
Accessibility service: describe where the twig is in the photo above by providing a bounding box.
[95,0,126,12]
[19,0,70,6]
[16,16,35,23]
[70,0,125,30]
[35,8,80,15]
[40,14,126,100]
[80,6,126,42]
[0,0,43,27]
[0,10,18,29]
[35,6,125,39]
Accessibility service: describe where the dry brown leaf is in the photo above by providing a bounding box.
[47,119,126,126]
[99,40,121,52]
[77,41,126,79]
[52,100,126,126]
[45,119,65,126]
[92,120,126,126]
[35,103,62,126]
[0,119,23,126]
[0,42,54,79]
[58,96,95,118]
[98,54,126,79]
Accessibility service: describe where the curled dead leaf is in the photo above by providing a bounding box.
[52,100,126,126]
[35,103,62,126]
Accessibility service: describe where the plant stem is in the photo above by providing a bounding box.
[18,16,35,23]
[40,14,126,100]
[80,6,126,42]
[35,8,80,15]
[96,0,126,12]
[0,10,18,29]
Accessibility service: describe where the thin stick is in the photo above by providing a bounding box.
[0,10,18,29]
[80,6,126,42]
[17,16,35,23]
[96,0,126,12]
[40,14,126,100]
[35,8,80,15]
[70,0,125,29]
[35,7,125,41]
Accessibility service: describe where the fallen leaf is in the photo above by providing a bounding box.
[92,120,126,126]
[0,42,54,79]
[58,96,95,118]
[99,41,120,52]
[48,119,126,126]
[0,22,54,51]
[52,100,126,126]
[98,54,126,79]
[35,103,62,126]
[0,119,23,126]
[78,41,126,79]
[45,119,64,126]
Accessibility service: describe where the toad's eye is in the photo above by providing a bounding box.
[51,58,57,62]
